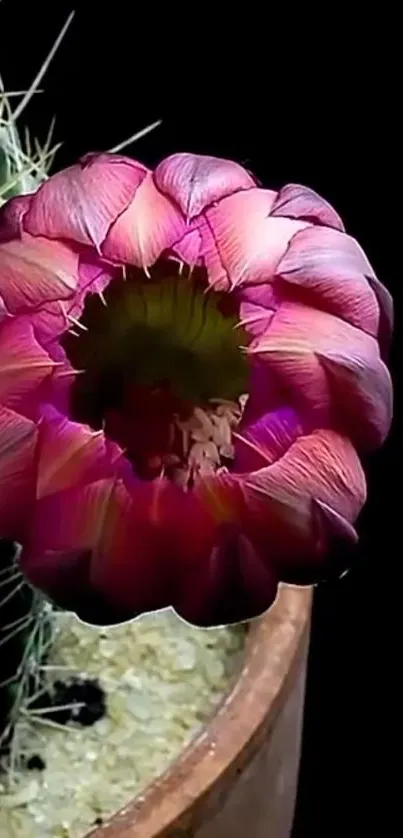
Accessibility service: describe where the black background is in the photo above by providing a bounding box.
[1,6,399,835]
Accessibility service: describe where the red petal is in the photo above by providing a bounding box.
[276,226,381,337]
[154,153,255,220]
[102,173,186,268]
[0,233,78,313]
[0,405,37,538]
[202,189,308,290]
[23,153,148,249]
[271,183,344,230]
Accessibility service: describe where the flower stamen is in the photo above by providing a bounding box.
[170,396,247,491]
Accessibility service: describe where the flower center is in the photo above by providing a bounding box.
[62,263,249,484]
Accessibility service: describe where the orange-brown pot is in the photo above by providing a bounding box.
[87,585,312,838]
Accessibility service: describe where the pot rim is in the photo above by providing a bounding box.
[89,583,312,838]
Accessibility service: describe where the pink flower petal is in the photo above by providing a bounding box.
[366,274,394,358]
[26,478,125,557]
[171,223,204,265]
[248,301,392,448]
[36,405,124,499]
[0,233,79,313]
[78,252,116,296]
[28,303,71,345]
[317,345,393,449]
[23,153,148,250]
[102,173,186,268]
[270,183,345,230]
[0,194,31,242]
[240,429,366,568]
[0,318,58,412]
[202,189,308,290]
[276,226,381,338]
[154,153,255,220]
[23,477,174,621]
[233,407,303,473]
[29,255,116,343]
[236,283,278,338]
[237,361,286,422]
[0,405,37,538]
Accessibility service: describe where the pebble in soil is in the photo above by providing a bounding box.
[0,608,245,838]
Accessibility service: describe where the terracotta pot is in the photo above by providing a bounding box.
[88,585,312,838]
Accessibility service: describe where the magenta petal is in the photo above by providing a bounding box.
[249,301,392,446]
[0,233,79,313]
[202,189,308,290]
[238,301,275,337]
[90,480,176,617]
[239,429,366,569]
[24,153,148,249]
[317,346,393,448]
[29,256,116,343]
[276,226,381,337]
[175,524,278,627]
[0,405,37,538]
[366,274,394,357]
[234,407,303,472]
[23,478,174,622]
[36,405,123,498]
[102,173,186,268]
[238,283,278,308]
[0,318,57,412]
[237,360,287,424]
[171,223,204,265]
[271,183,345,230]
[78,253,117,296]
[20,546,95,615]
[154,153,255,220]
[312,497,359,545]
[237,283,278,337]
[20,544,146,627]
[277,497,360,586]
[28,303,72,344]
[0,194,31,242]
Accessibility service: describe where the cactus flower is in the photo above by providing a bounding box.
[0,152,393,627]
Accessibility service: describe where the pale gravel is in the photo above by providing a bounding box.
[0,609,245,838]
